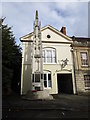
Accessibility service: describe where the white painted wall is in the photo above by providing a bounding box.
[21,27,74,95]
[21,42,32,95]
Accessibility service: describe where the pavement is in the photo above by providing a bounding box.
[2,93,90,119]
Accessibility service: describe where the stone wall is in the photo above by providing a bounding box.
[75,70,90,94]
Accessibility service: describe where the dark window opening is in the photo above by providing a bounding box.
[47,35,51,38]
[32,74,34,82]
[44,81,47,87]
[48,74,51,80]
[35,87,40,91]
[41,74,43,79]
[84,75,90,89]
[35,74,40,82]
[44,74,46,80]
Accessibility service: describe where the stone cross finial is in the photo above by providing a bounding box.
[36,10,38,19]
[35,10,38,27]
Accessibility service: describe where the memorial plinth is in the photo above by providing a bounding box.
[23,90,53,100]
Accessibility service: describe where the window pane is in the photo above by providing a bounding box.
[48,80,51,87]
[81,53,87,60]
[86,60,88,65]
[44,81,47,87]
[48,74,51,80]
[84,75,90,88]
[52,50,55,57]
[41,74,43,79]
[52,57,56,63]
[47,50,52,57]
[42,50,46,63]
[47,58,52,63]
[44,74,46,80]
[48,74,51,87]
[32,74,34,82]
[81,52,88,66]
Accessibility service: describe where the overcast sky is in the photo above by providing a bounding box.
[1,1,89,46]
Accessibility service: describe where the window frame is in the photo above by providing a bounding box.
[42,47,56,64]
[80,52,88,67]
[84,75,90,90]
[43,71,52,89]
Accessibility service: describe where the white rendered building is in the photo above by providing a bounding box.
[20,12,76,95]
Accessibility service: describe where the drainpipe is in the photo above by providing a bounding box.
[71,48,77,94]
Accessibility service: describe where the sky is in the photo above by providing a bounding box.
[1,0,89,46]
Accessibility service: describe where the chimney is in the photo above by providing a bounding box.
[60,27,66,35]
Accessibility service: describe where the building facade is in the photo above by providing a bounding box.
[20,12,90,95]
[72,37,90,94]
[20,25,77,95]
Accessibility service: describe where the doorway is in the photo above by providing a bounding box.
[57,74,73,94]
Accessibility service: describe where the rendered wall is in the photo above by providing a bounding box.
[21,42,32,95]
[42,43,73,94]
[20,27,75,95]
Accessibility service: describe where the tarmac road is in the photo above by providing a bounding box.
[2,94,90,119]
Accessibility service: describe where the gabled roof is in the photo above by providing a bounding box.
[20,25,72,41]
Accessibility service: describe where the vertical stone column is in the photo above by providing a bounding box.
[32,10,44,91]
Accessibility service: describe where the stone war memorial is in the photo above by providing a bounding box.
[21,10,53,100]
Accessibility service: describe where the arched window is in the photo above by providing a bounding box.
[42,48,56,63]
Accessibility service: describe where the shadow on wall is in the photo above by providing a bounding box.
[22,42,32,94]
